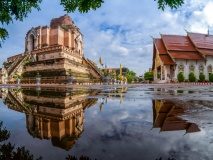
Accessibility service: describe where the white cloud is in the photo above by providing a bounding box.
[1,0,213,75]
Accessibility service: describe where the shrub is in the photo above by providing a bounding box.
[199,73,205,82]
[209,73,213,82]
[144,71,153,81]
[188,72,196,82]
[177,72,185,82]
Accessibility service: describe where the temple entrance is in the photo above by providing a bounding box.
[25,28,38,52]
[28,34,35,51]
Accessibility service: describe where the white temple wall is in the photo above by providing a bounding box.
[174,59,211,81]
[206,56,213,80]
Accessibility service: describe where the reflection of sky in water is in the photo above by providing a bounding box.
[0,88,213,160]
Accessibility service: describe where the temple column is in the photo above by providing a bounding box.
[154,69,157,80]
[72,116,76,134]
[164,65,167,81]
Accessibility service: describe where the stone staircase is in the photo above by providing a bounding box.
[157,80,168,84]
[7,53,31,77]
[7,90,32,114]
[7,54,25,75]
[83,57,103,78]
[153,79,168,84]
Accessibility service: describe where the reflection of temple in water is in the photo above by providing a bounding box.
[152,100,200,133]
[3,87,98,150]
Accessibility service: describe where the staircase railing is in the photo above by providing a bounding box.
[7,90,32,114]
[7,54,26,75]
[9,53,30,76]
[84,58,103,77]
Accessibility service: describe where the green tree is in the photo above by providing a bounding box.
[177,72,184,82]
[0,121,42,160]
[0,0,185,47]
[209,73,213,82]
[126,74,133,83]
[156,0,184,11]
[144,71,153,81]
[0,0,42,47]
[125,69,137,83]
[199,73,205,82]
[188,72,196,82]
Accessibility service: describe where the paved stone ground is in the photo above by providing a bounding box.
[1,83,213,89]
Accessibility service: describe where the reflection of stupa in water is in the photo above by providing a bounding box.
[3,87,98,150]
[152,100,200,133]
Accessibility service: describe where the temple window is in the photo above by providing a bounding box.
[178,63,184,72]
[189,64,195,72]
[199,64,204,73]
[207,65,212,73]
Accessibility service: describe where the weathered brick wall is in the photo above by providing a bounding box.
[41,26,50,46]
[50,14,75,29]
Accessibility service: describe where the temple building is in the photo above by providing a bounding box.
[2,87,99,150]
[1,14,102,84]
[152,31,213,82]
[152,100,200,133]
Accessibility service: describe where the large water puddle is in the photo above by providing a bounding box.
[0,86,213,160]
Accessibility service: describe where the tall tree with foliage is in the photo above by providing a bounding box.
[155,0,184,10]
[0,0,185,47]
[0,121,42,160]
[144,71,153,81]
[125,69,137,83]
[0,0,42,47]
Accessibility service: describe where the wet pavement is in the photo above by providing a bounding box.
[0,85,213,160]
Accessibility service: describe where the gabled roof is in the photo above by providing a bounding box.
[169,51,205,60]
[161,35,197,51]
[159,55,176,65]
[188,32,213,49]
[153,32,209,68]
[197,48,213,56]
[153,39,175,65]
[154,39,167,54]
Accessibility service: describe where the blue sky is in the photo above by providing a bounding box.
[1,0,213,75]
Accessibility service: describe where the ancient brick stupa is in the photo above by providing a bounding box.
[2,14,103,84]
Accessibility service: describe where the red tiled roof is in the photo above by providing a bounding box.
[159,55,175,65]
[169,51,205,60]
[188,32,213,49]
[154,39,167,54]
[197,48,213,56]
[161,35,197,51]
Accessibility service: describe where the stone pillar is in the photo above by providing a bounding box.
[72,116,76,134]
[164,65,167,81]
[71,31,75,49]
[154,69,157,80]
[36,26,42,49]
[65,118,72,136]
[43,119,51,139]
[64,30,72,48]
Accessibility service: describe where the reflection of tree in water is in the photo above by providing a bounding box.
[65,155,97,160]
[0,121,97,160]
[156,158,176,160]
[0,121,42,160]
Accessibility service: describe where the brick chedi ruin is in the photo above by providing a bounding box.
[1,14,103,84]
